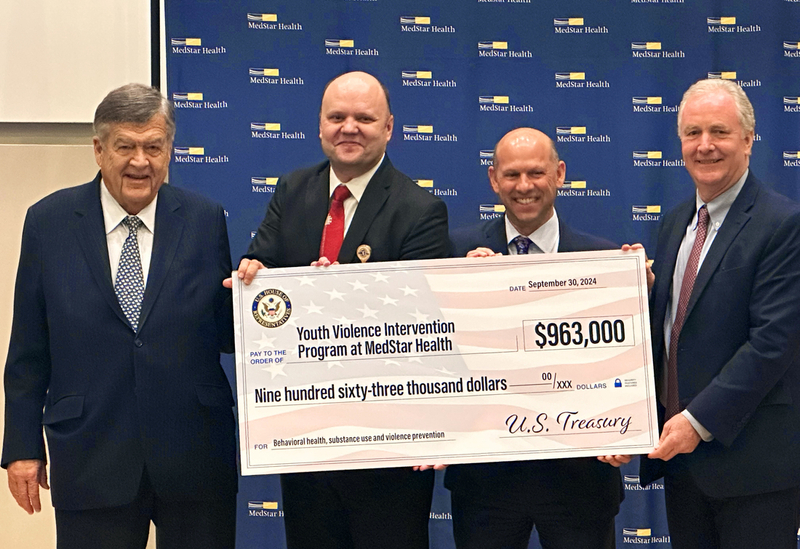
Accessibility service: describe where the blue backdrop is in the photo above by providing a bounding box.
[165,1,800,547]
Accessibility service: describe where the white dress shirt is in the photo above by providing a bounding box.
[663,169,748,440]
[504,209,560,254]
[100,180,157,286]
[328,153,385,235]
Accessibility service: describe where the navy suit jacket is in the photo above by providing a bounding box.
[640,172,800,498]
[449,214,614,258]
[2,174,237,510]
[445,215,624,516]
[246,156,449,266]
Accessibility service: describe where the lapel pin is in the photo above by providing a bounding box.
[356,244,372,263]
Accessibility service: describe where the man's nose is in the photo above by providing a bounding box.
[341,117,358,133]
[130,146,148,165]
[697,132,715,152]
[518,174,535,190]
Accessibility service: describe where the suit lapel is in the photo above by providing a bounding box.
[72,175,131,327]
[685,175,757,318]
[485,216,508,254]
[557,218,576,252]
[138,185,184,331]
[338,158,393,263]
[654,200,695,324]
[305,165,330,260]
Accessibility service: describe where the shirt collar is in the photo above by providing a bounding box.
[328,153,385,203]
[100,179,158,235]
[694,168,748,230]
[504,209,560,254]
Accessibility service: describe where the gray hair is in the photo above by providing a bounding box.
[677,79,755,137]
[93,83,175,143]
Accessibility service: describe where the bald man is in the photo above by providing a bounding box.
[445,128,623,549]
[231,72,449,549]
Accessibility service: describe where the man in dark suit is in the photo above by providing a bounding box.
[2,84,237,549]
[639,79,800,548]
[446,127,624,549]
[229,71,449,549]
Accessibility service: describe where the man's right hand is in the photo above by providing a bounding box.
[621,243,655,292]
[466,247,501,258]
[7,459,49,514]
[223,258,266,288]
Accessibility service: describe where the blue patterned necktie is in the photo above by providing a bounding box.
[512,235,532,255]
[115,216,145,331]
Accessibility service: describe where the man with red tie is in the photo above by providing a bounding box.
[228,71,449,549]
[637,79,800,548]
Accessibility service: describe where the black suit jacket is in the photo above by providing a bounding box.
[247,156,449,266]
[640,172,800,498]
[243,155,449,540]
[445,215,624,516]
[2,174,237,510]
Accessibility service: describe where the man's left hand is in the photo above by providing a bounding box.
[648,414,701,461]
[412,464,447,472]
[597,454,632,467]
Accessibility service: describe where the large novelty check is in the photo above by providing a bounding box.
[233,249,659,475]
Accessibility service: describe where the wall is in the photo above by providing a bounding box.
[0,2,151,122]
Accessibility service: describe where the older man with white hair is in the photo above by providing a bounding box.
[3,83,237,549]
[639,78,800,549]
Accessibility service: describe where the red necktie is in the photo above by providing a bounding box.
[319,184,351,262]
[666,205,710,419]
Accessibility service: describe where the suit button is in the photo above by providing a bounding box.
[134,339,143,347]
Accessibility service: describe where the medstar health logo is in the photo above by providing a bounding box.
[253,289,292,328]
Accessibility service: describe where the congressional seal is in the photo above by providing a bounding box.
[252,289,292,328]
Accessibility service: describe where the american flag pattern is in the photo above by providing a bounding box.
[233,250,658,475]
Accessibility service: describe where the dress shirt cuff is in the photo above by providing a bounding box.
[682,410,714,442]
